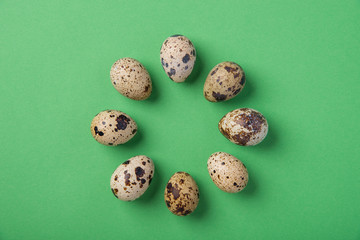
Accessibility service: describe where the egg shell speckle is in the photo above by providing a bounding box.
[160,35,196,82]
[203,61,245,102]
[219,108,268,146]
[90,110,137,146]
[110,155,154,201]
[110,58,152,100]
[164,172,199,216]
[207,152,248,193]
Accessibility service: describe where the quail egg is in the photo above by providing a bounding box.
[207,152,248,193]
[90,110,137,146]
[164,172,199,216]
[110,57,152,100]
[110,155,154,201]
[204,61,245,102]
[160,35,196,82]
[219,108,268,146]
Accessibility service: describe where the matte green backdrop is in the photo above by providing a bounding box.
[1,0,359,239]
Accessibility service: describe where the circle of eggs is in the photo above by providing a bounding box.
[89,34,271,216]
[110,155,155,201]
[207,152,249,193]
[160,34,196,82]
[110,57,152,100]
[90,110,137,146]
[219,108,268,146]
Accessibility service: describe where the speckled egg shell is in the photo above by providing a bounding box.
[160,35,196,82]
[164,172,199,216]
[219,108,268,146]
[110,155,154,201]
[203,61,245,102]
[207,152,248,193]
[90,110,137,146]
[110,58,152,100]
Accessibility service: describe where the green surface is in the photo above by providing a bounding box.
[1,0,359,239]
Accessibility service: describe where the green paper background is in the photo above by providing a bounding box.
[1,0,359,239]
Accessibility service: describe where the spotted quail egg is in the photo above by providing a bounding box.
[164,172,199,216]
[110,57,152,100]
[219,108,268,146]
[90,110,137,146]
[160,34,196,82]
[110,155,154,201]
[204,61,245,102]
[207,152,248,193]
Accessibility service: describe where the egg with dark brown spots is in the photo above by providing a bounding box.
[219,108,268,146]
[90,110,137,146]
[160,34,196,82]
[207,152,248,193]
[164,172,199,216]
[110,58,152,100]
[110,155,154,201]
[203,61,245,102]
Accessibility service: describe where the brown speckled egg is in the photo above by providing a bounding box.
[164,172,199,216]
[207,152,248,193]
[160,34,196,82]
[219,108,268,146]
[110,58,152,100]
[90,110,137,146]
[110,155,154,201]
[203,61,245,102]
